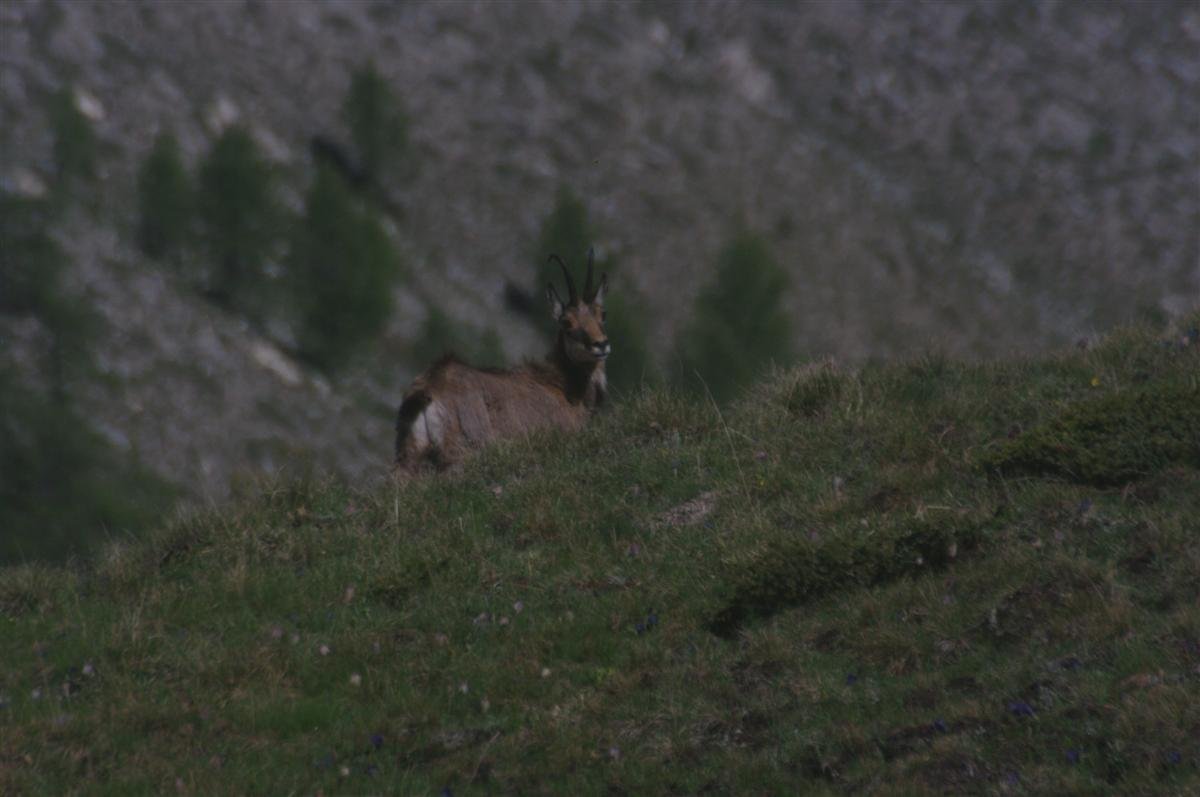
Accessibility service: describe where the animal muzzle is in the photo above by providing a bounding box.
[591,339,611,359]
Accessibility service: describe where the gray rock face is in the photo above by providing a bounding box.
[1,0,1196,498]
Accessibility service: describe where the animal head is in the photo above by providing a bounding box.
[546,248,610,364]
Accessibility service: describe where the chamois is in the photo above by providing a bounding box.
[394,250,610,473]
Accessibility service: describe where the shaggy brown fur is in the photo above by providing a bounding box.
[394,252,610,473]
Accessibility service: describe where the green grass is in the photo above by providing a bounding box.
[3,316,1198,794]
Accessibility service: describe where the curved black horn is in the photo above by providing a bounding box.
[583,247,595,301]
[548,254,577,304]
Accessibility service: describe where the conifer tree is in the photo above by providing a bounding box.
[0,195,96,399]
[197,127,283,308]
[137,133,193,260]
[290,166,400,370]
[673,231,792,403]
[343,62,408,189]
[48,88,98,199]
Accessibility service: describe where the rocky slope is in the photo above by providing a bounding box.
[1,0,1196,501]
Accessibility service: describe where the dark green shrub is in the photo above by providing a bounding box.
[984,381,1200,485]
[709,515,983,637]
[137,133,193,260]
[290,166,400,370]
[532,188,654,392]
[781,365,845,418]
[48,88,97,198]
[343,61,409,187]
[197,127,284,309]
[673,231,792,403]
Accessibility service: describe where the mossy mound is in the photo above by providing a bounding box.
[985,381,1200,486]
[709,514,985,637]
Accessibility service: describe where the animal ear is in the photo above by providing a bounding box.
[547,283,565,321]
[591,273,607,305]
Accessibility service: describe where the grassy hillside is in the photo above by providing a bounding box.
[2,317,1198,795]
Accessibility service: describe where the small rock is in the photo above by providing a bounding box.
[458,681,469,694]
[270,626,283,640]
[349,673,362,687]
[498,616,510,626]
[319,644,331,656]
[204,94,240,133]
[73,87,105,121]
[339,765,350,777]
[513,601,524,614]
[343,586,356,604]
[1008,701,1035,717]
[540,667,551,678]
[81,662,95,677]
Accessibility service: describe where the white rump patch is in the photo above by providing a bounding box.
[411,400,447,451]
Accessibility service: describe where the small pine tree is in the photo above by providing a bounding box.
[672,231,792,403]
[407,305,505,370]
[0,368,176,564]
[534,188,592,298]
[343,62,408,188]
[0,196,63,315]
[48,88,98,200]
[197,127,283,308]
[0,195,98,399]
[409,305,462,367]
[290,166,401,370]
[137,133,193,260]
[532,188,654,393]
